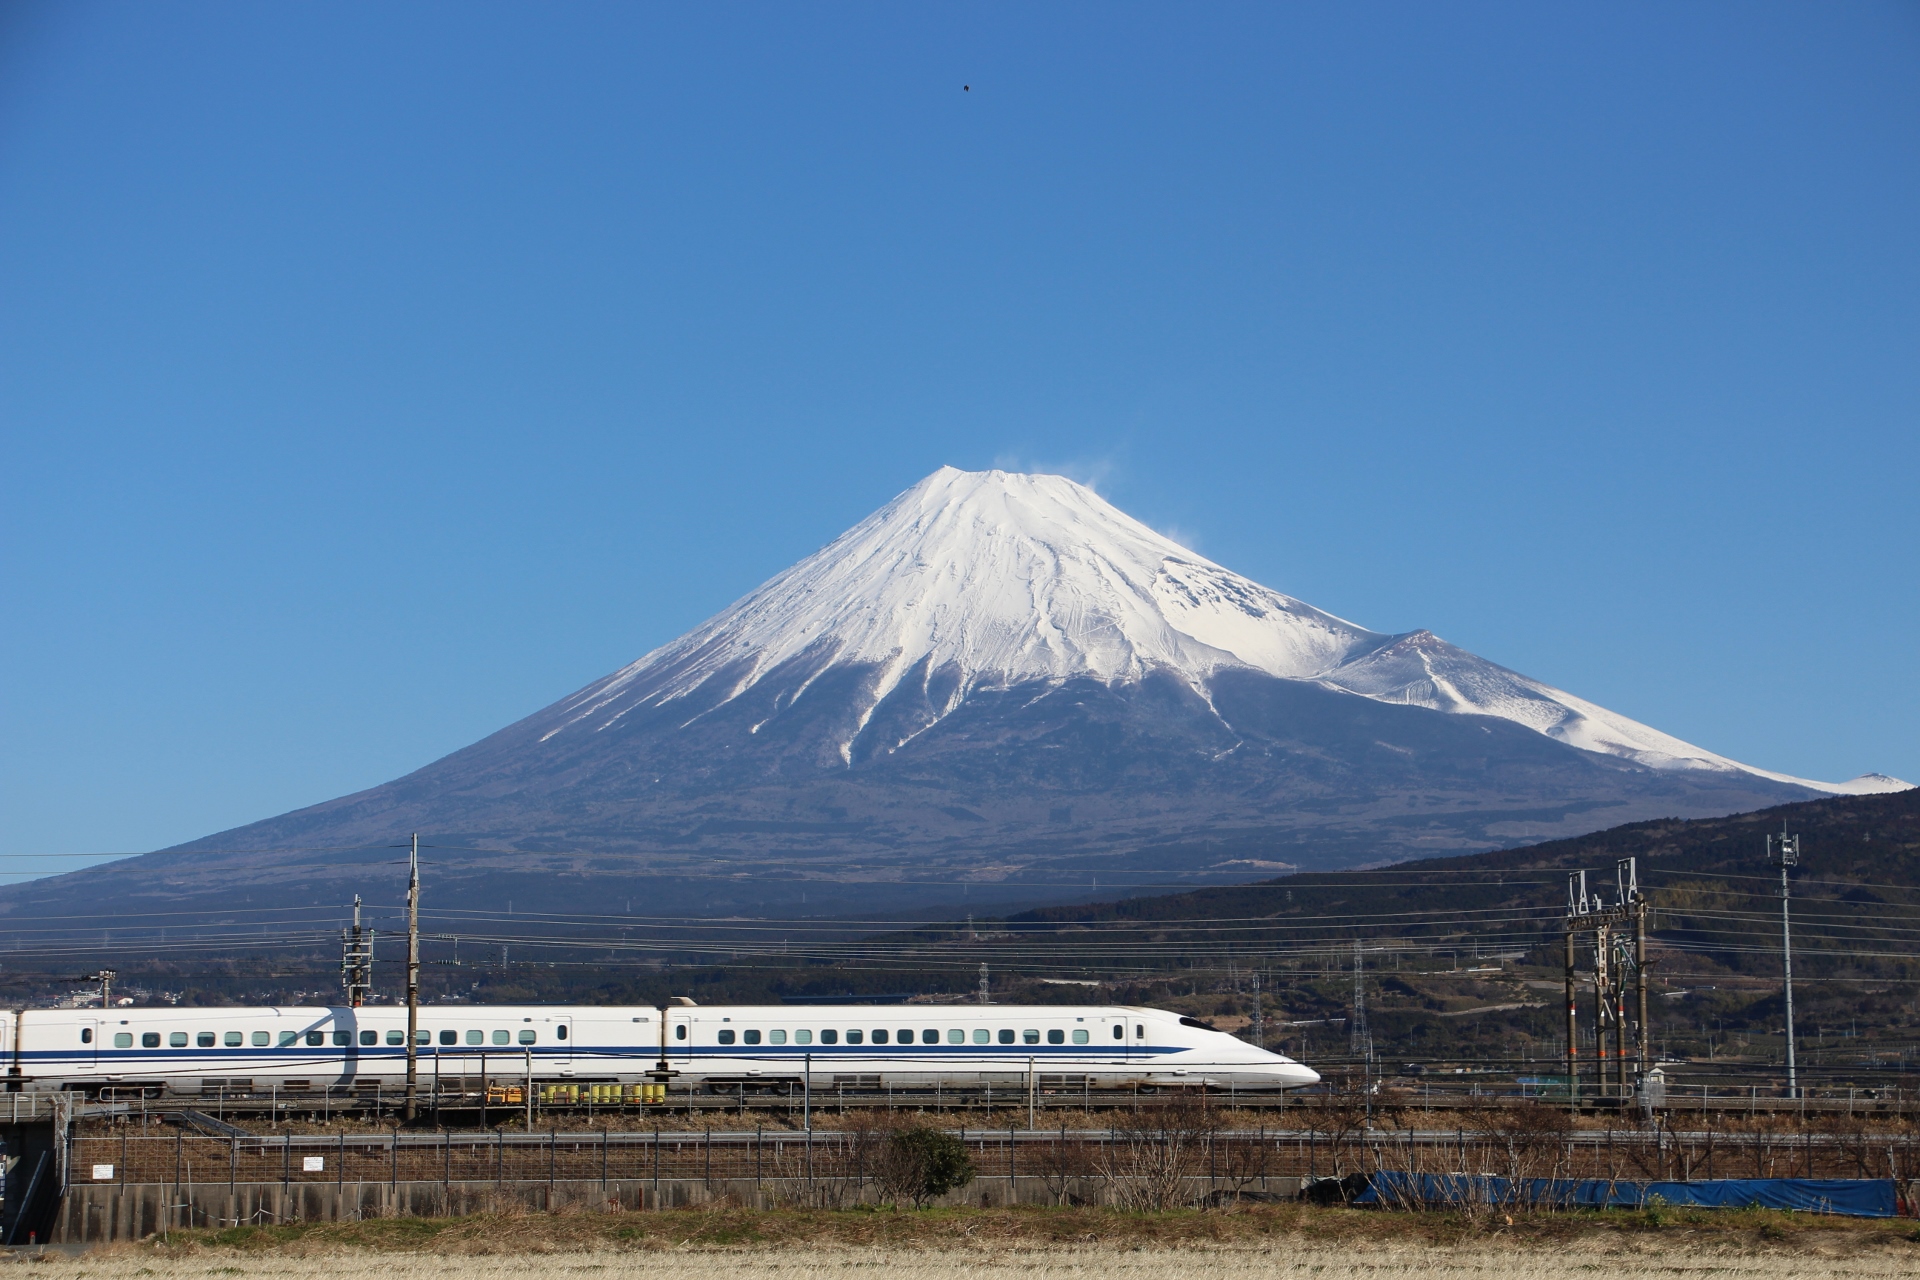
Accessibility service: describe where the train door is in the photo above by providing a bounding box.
[546,1016,571,1069]
[666,1010,693,1064]
[75,1018,102,1072]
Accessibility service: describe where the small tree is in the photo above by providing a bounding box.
[873,1126,975,1208]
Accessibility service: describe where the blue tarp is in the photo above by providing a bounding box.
[1353,1172,1897,1217]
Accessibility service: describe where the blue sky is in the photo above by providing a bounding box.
[3,3,1916,873]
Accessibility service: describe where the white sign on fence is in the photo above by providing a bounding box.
[91,1163,114,1180]
[302,1156,325,1172]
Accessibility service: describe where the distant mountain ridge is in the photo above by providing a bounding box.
[5,468,1904,925]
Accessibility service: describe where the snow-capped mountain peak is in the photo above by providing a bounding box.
[537,467,1906,796]
[550,467,1376,734]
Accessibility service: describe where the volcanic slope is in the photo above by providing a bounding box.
[11,468,1905,924]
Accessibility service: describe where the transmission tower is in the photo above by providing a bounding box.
[1563,857,1648,1107]
[978,962,991,1005]
[1349,939,1373,1067]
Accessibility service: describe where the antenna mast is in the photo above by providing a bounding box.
[1768,823,1799,1098]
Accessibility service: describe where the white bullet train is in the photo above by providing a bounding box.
[0,1002,1319,1097]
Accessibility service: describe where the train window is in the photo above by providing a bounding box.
[972,1029,989,1044]
[743,1030,760,1045]
[492,1030,510,1046]
[198,1032,216,1047]
[114,1033,132,1048]
[795,1030,812,1045]
[143,1033,161,1048]
[998,1029,1014,1044]
[769,1030,787,1045]
[170,1033,188,1047]
[921,1029,937,1044]
[871,1030,887,1045]
[360,1031,378,1046]
[81,1027,92,1044]
[387,1031,404,1046]
[280,1032,298,1046]
[1072,1030,1089,1044]
[846,1030,863,1045]
[253,1032,270,1047]
[717,1030,736,1045]
[332,1032,350,1047]
[674,1025,687,1041]
[440,1030,457,1045]
[1112,1025,1123,1040]
[459,1030,478,1045]
[1047,1029,1065,1044]
[557,1025,567,1040]
[518,1030,536,1044]
[226,1032,244,1047]
[303,1031,322,1047]
[820,1030,838,1045]
[947,1029,964,1044]
[1135,1024,1144,1039]
[900,1029,916,1044]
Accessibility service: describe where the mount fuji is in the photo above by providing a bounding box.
[15,468,1907,922]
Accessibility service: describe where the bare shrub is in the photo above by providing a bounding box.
[1099,1096,1214,1210]
[1466,1099,1574,1186]
[1302,1070,1370,1180]
[1214,1129,1275,1204]
[1030,1127,1101,1206]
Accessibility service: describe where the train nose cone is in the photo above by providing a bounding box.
[1288,1064,1321,1088]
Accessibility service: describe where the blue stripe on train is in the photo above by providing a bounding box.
[21,1046,1176,1068]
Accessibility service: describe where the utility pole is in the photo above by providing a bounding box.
[1592,920,1612,1099]
[1564,919,1579,1110]
[978,962,990,1005]
[341,895,374,1007]
[403,834,421,1122]
[646,1002,680,1101]
[92,969,116,1011]
[1633,870,1651,1080]
[1351,940,1374,1124]
[1769,824,1799,1098]
[1613,931,1631,1098]
[1251,972,1264,1050]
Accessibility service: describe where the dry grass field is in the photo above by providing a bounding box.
[17,1243,1920,1280]
[16,1207,1920,1278]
